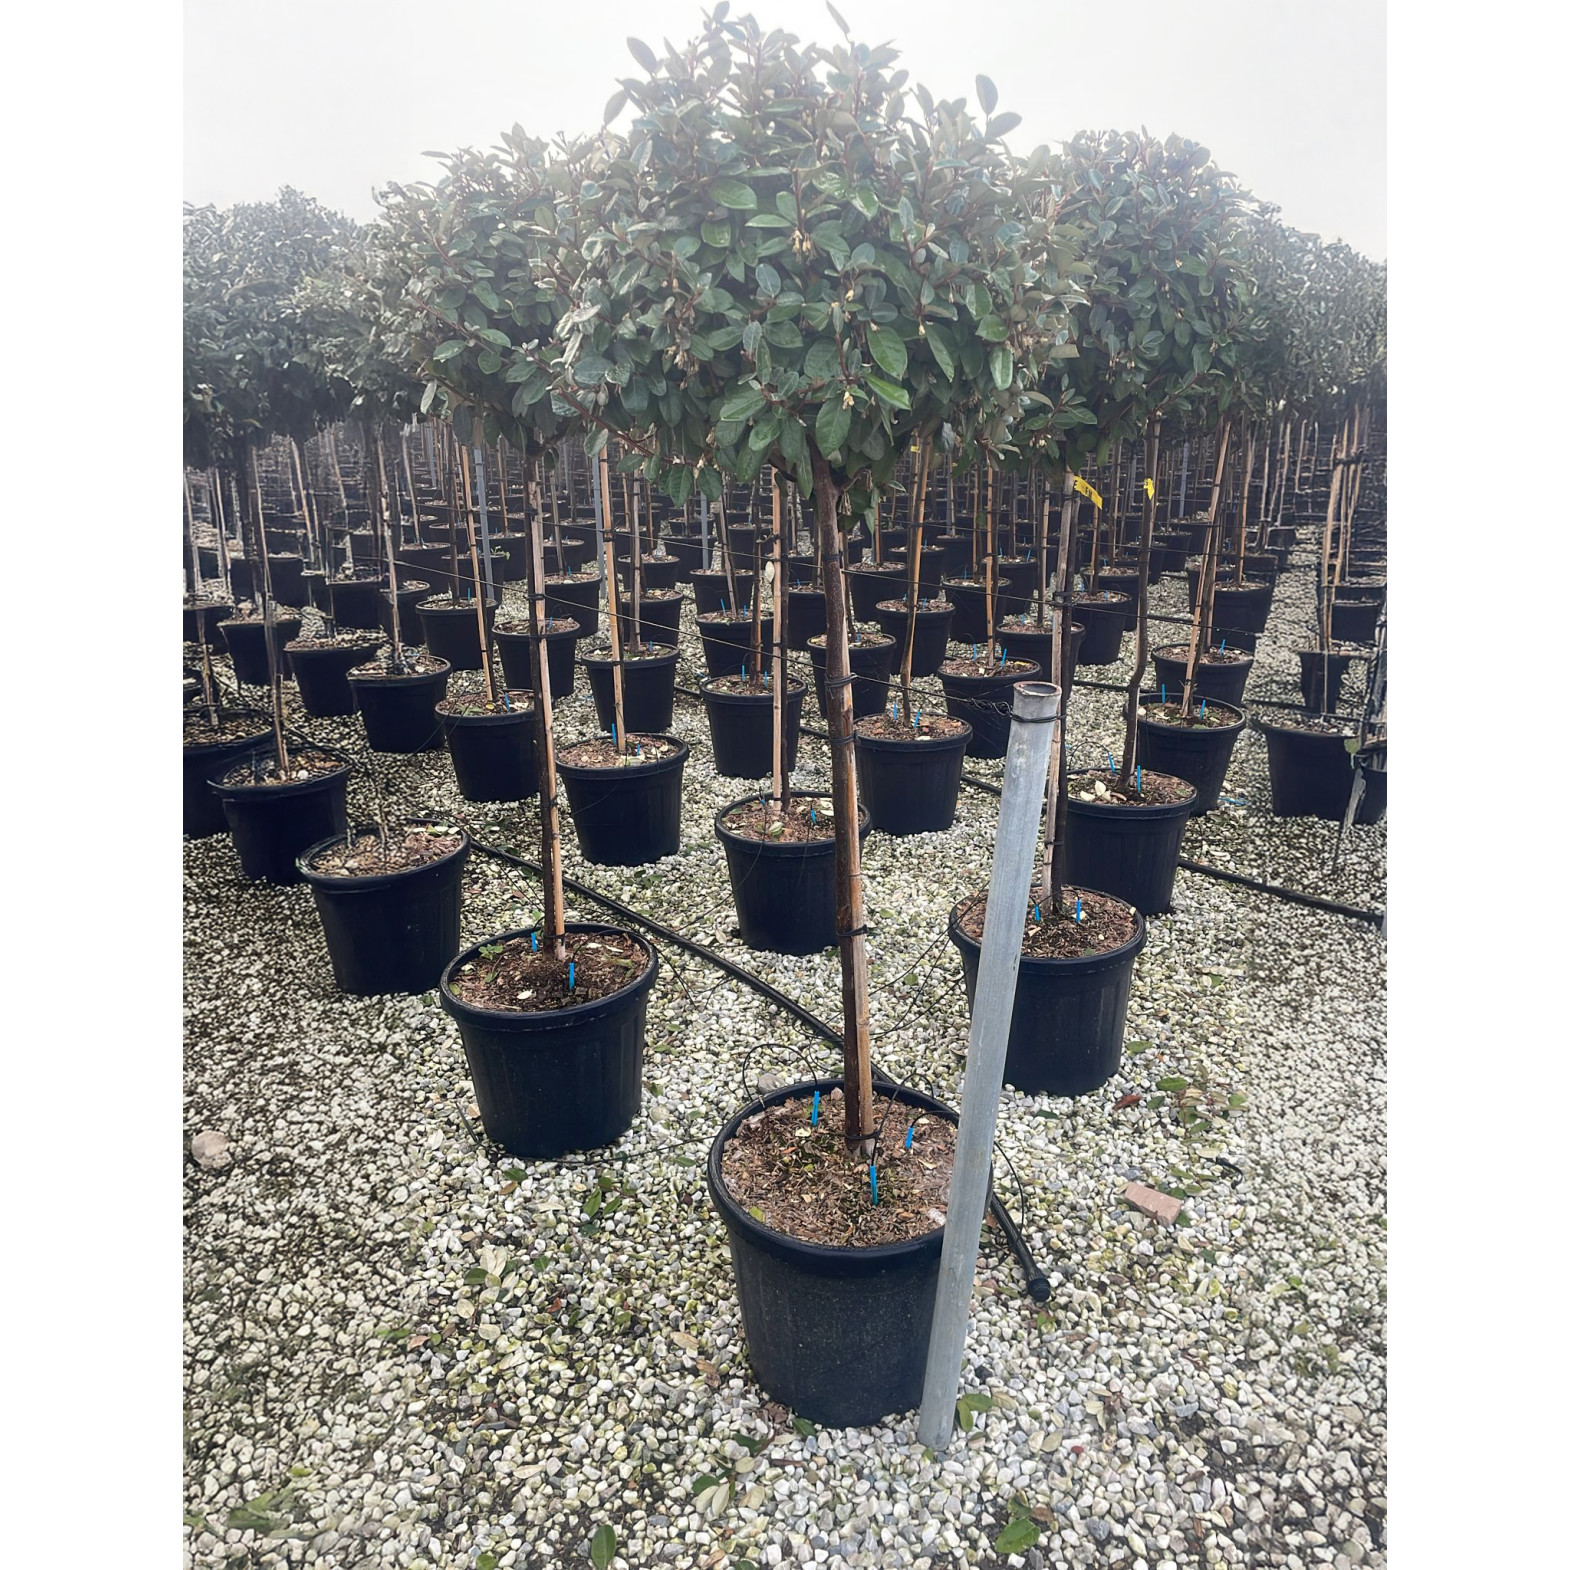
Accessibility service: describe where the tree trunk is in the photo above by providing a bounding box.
[525,461,568,961]
[899,439,930,716]
[247,448,290,773]
[770,469,789,814]
[1179,419,1231,716]
[809,447,874,1151]
[1044,478,1078,915]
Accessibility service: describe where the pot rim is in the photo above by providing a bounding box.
[948,890,1148,972]
[439,921,658,1027]
[297,817,471,888]
[555,733,691,776]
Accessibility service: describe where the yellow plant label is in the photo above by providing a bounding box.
[1144,477,1156,499]
[1073,476,1103,508]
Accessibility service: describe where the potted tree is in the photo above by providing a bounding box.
[570,14,1072,1423]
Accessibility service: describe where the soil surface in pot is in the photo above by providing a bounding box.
[856,713,967,741]
[546,570,600,584]
[705,675,799,697]
[1294,642,1364,658]
[1072,590,1130,606]
[558,734,681,767]
[1267,712,1357,736]
[495,615,579,637]
[620,588,682,603]
[1071,768,1195,807]
[1139,700,1240,728]
[436,690,534,717]
[184,593,233,609]
[875,596,951,613]
[331,568,381,584]
[698,611,767,627]
[217,748,343,789]
[720,1089,956,1247]
[349,652,447,678]
[414,593,495,610]
[721,797,835,843]
[304,824,463,877]
[184,712,268,745]
[590,641,671,661]
[807,632,895,650]
[451,930,651,1012]
[381,579,430,597]
[287,633,383,653]
[1154,642,1250,665]
[957,885,1139,960]
[938,655,1036,679]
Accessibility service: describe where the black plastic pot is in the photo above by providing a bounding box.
[184,598,234,645]
[1063,775,1196,916]
[846,564,905,622]
[380,580,432,643]
[854,720,973,836]
[439,701,539,802]
[182,709,272,838]
[698,615,774,678]
[937,660,1042,759]
[439,923,658,1158]
[347,659,452,753]
[882,545,945,601]
[808,634,896,722]
[665,535,706,582]
[1356,756,1387,826]
[1256,713,1360,820]
[707,1078,956,1427]
[266,553,308,609]
[1150,645,1252,710]
[616,591,685,645]
[1091,568,1140,629]
[941,577,1000,644]
[303,569,330,613]
[209,746,352,885]
[227,558,254,604]
[784,588,827,651]
[1071,594,1129,665]
[218,614,302,685]
[297,821,470,995]
[1297,648,1357,713]
[1135,696,1245,815]
[715,797,869,953]
[1325,598,1381,644]
[935,532,970,576]
[871,599,954,678]
[288,638,382,718]
[700,677,806,778]
[583,645,679,735]
[948,897,1146,1096]
[995,621,1086,708]
[328,576,385,631]
[486,535,530,583]
[691,568,756,618]
[398,545,456,594]
[557,736,690,865]
[494,619,580,698]
[617,555,681,595]
[544,573,602,638]
[417,598,498,672]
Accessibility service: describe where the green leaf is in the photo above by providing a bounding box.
[701,220,733,248]
[867,325,907,379]
[803,340,840,382]
[792,1416,817,1436]
[864,373,910,410]
[976,314,1009,342]
[924,323,955,380]
[573,353,613,386]
[744,212,794,229]
[986,112,1022,139]
[432,340,467,362]
[719,388,767,421]
[814,398,851,457]
[477,1554,499,1570]
[995,1517,1040,1554]
[976,75,998,116]
[1156,1076,1188,1093]
[604,89,629,125]
[713,180,759,212]
[627,36,658,73]
[590,1522,617,1570]
[988,345,1013,389]
[662,466,694,508]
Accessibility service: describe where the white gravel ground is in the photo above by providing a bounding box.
[184,532,1385,1570]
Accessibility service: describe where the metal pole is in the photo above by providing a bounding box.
[701,492,711,573]
[918,680,1061,1452]
[1178,440,1190,518]
[590,447,607,589]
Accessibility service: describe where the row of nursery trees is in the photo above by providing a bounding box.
[183,4,1385,1150]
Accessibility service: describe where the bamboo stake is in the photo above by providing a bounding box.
[1118,420,1162,785]
[899,438,931,718]
[1179,419,1231,717]
[770,469,788,815]
[598,447,627,752]
[248,449,290,773]
[459,439,497,704]
[1233,423,1257,585]
[1043,478,1079,914]
[525,464,568,962]
[373,430,407,667]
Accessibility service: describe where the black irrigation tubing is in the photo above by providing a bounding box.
[464,833,1051,1298]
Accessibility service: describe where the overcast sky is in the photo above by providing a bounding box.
[184,0,1384,259]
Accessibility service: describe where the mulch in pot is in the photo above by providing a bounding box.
[719,1089,956,1247]
[1069,768,1195,807]
[955,885,1139,961]
[303,823,464,877]
[449,929,651,1012]
[557,733,681,767]
[435,689,535,718]
[216,747,344,789]
[855,713,967,741]
[720,796,836,843]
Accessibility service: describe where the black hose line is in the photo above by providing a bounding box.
[465,834,1051,1298]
